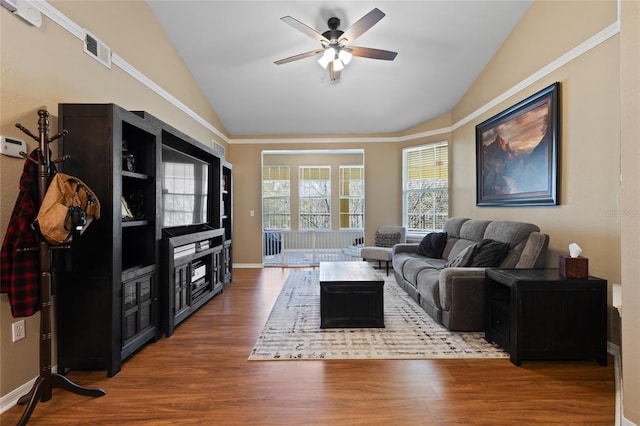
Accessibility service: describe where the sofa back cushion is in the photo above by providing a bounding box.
[483,221,540,247]
[443,219,490,260]
[442,217,470,239]
[460,219,492,241]
[434,217,548,268]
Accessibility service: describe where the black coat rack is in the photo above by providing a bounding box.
[14,109,105,425]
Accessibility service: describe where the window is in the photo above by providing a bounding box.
[403,142,449,232]
[162,161,208,227]
[262,165,290,229]
[339,166,364,229]
[299,166,331,229]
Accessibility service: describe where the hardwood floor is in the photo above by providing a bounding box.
[2,268,615,425]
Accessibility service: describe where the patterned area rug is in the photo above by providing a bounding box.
[249,270,508,360]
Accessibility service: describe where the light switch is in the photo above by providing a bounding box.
[250,210,255,217]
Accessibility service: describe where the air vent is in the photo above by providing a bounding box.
[213,141,225,158]
[83,30,111,69]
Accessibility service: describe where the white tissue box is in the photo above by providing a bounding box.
[559,256,588,279]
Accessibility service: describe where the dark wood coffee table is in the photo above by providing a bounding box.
[319,261,385,328]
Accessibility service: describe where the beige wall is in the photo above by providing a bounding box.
[1,1,638,423]
[620,0,640,423]
[451,0,621,284]
[0,1,226,396]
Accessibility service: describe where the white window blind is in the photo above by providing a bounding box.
[403,142,449,232]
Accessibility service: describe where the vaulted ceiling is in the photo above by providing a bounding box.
[147,1,533,137]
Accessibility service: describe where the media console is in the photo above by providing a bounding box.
[162,228,225,336]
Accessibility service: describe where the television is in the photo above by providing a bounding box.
[161,145,212,229]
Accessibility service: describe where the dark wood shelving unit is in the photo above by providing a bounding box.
[56,103,232,377]
[222,161,233,283]
[57,103,161,377]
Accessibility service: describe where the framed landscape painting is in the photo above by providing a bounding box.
[476,82,560,206]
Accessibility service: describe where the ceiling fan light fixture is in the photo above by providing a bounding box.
[317,55,331,69]
[318,46,337,69]
[338,49,352,65]
[332,58,345,72]
[322,47,336,61]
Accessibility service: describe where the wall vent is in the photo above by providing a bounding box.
[83,30,111,69]
[213,141,225,158]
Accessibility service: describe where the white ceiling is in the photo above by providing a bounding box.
[146,1,533,137]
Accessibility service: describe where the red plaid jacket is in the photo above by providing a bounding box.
[1,150,43,317]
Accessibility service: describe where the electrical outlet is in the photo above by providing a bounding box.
[12,319,25,342]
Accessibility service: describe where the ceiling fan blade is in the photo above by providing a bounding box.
[350,46,397,61]
[274,49,324,65]
[329,61,341,81]
[281,16,330,44]
[338,8,385,45]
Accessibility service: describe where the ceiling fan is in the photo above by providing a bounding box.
[274,8,398,81]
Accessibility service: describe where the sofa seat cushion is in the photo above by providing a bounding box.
[415,268,442,309]
[402,258,446,284]
[392,252,419,277]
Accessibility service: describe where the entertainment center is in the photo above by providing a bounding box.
[56,103,232,376]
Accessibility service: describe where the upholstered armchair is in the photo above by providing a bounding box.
[361,226,406,275]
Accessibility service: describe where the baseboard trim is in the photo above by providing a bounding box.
[608,342,636,426]
[233,263,265,269]
[0,376,36,414]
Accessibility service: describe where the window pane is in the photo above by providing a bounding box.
[339,166,364,229]
[403,143,449,232]
[299,166,331,229]
[262,165,290,229]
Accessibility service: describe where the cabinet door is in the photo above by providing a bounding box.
[122,269,157,359]
[519,287,604,360]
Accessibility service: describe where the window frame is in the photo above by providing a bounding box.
[402,141,449,234]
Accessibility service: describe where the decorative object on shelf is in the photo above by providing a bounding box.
[121,197,134,220]
[122,139,135,172]
[559,242,588,278]
[126,190,145,220]
[476,82,560,206]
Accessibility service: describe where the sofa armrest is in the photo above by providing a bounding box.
[516,232,549,269]
[392,243,419,255]
[437,267,488,331]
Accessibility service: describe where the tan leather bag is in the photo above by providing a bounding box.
[34,173,100,245]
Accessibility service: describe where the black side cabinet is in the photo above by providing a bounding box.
[485,269,607,366]
[57,104,161,377]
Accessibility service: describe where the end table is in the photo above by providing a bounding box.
[485,269,607,366]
